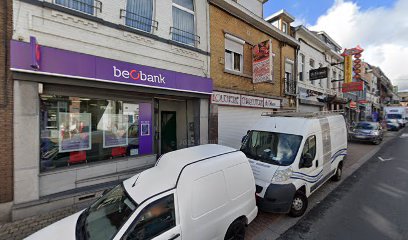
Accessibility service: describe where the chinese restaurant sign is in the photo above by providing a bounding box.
[342,82,364,93]
[253,39,274,83]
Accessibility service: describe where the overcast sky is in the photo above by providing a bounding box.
[264,0,408,91]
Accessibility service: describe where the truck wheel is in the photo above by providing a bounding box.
[224,218,246,240]
[289,193,308,217]
[331,162,343,182]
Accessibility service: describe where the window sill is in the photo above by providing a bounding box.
[224,69,252,79]
[39,154,156,176]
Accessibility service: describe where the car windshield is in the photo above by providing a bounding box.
[387,114,402,119]
[79,184,137,240]
[241,130,303,166]
[355,122,377,130]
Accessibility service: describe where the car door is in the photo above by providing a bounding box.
[296,135,323,196]
[115,192,182,240]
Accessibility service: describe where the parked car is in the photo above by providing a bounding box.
[26,144,257,240]
[241,112,347,217]
[350,121,384,144]
[386,119,400,131]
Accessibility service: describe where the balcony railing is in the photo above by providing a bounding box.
[170,27,200,46]
[54,0,102,15]
[120,9,158,32]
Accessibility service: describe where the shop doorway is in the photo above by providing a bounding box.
[161,111,177,154]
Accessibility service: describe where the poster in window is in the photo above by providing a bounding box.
[141,121,150,136]
[253,39,273,83]
[58,113,91,153]
[103,114,129,148]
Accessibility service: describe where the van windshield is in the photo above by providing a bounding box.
[241,131,303,166]
[76,184,138,240]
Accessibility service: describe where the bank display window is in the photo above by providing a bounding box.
[40,95,152,172]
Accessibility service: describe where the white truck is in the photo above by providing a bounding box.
[384,106,407,127]
[241,111,347,217]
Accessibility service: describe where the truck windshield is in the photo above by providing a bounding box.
[77,184,138,240]
[241,131,303,166]
[387,114,402,119]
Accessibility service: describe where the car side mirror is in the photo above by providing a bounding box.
[301,153,313,168]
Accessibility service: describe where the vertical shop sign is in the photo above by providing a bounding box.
[59,113,91,153]
[253,39,273,83]
[344,56,353,83]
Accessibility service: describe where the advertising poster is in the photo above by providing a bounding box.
[59,113,91,153]
[141,121,150,136]
[103,114,129,148]
[253,39,273,83]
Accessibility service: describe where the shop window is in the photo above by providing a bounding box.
[55,0,96,15]
[225,34,244,73]
[40,95,151,172]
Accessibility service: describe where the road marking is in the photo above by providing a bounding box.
[400,133,408,139]
[378,157,393,162]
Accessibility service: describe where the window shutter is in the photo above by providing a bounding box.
[224,34,244,55]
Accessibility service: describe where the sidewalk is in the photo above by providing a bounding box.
[0,131,400,240]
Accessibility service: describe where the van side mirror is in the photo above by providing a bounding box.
[301,153,313,168]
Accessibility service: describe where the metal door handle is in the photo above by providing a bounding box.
[168,233,180,240]
[315,160,318,167]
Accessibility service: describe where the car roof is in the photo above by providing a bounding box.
[123,144,238,204]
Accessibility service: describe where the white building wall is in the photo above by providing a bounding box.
[236,0,263,17]
[13,0,211,78]
[296,30,344,99]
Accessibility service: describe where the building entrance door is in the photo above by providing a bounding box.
[161,111,177,154]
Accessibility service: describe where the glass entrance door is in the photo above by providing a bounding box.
[161,111,177,154]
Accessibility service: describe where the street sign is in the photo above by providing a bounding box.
[310,67,328,81]
[342,82,364,93]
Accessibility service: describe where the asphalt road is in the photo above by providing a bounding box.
[279,127,408,240]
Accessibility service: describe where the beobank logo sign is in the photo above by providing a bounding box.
[113,66,166,84]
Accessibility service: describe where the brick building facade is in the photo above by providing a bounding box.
[0,0,13,221]
[208,0,298,149]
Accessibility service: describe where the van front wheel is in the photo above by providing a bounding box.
[331,162,343,182]
[289,193,308,217]
[224,218,246,240]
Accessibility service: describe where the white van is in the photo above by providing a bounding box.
[240,112,347,217]
[26,144,257,240]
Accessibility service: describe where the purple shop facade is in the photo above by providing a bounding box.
[11,39,213,155]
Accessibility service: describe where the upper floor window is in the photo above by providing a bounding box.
[172,0,197,46]
[224,34,244,73]
[55,0,96,15]
[299,53,305,81]
[282,22,288,34]
[124,0,156,32]
[309,59,315,84]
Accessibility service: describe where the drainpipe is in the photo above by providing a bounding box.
[295,45,300,111]
[279,42,284,107]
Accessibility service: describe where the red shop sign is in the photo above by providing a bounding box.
[342,82,364,93]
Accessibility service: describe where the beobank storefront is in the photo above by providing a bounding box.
[10,39,212,218]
